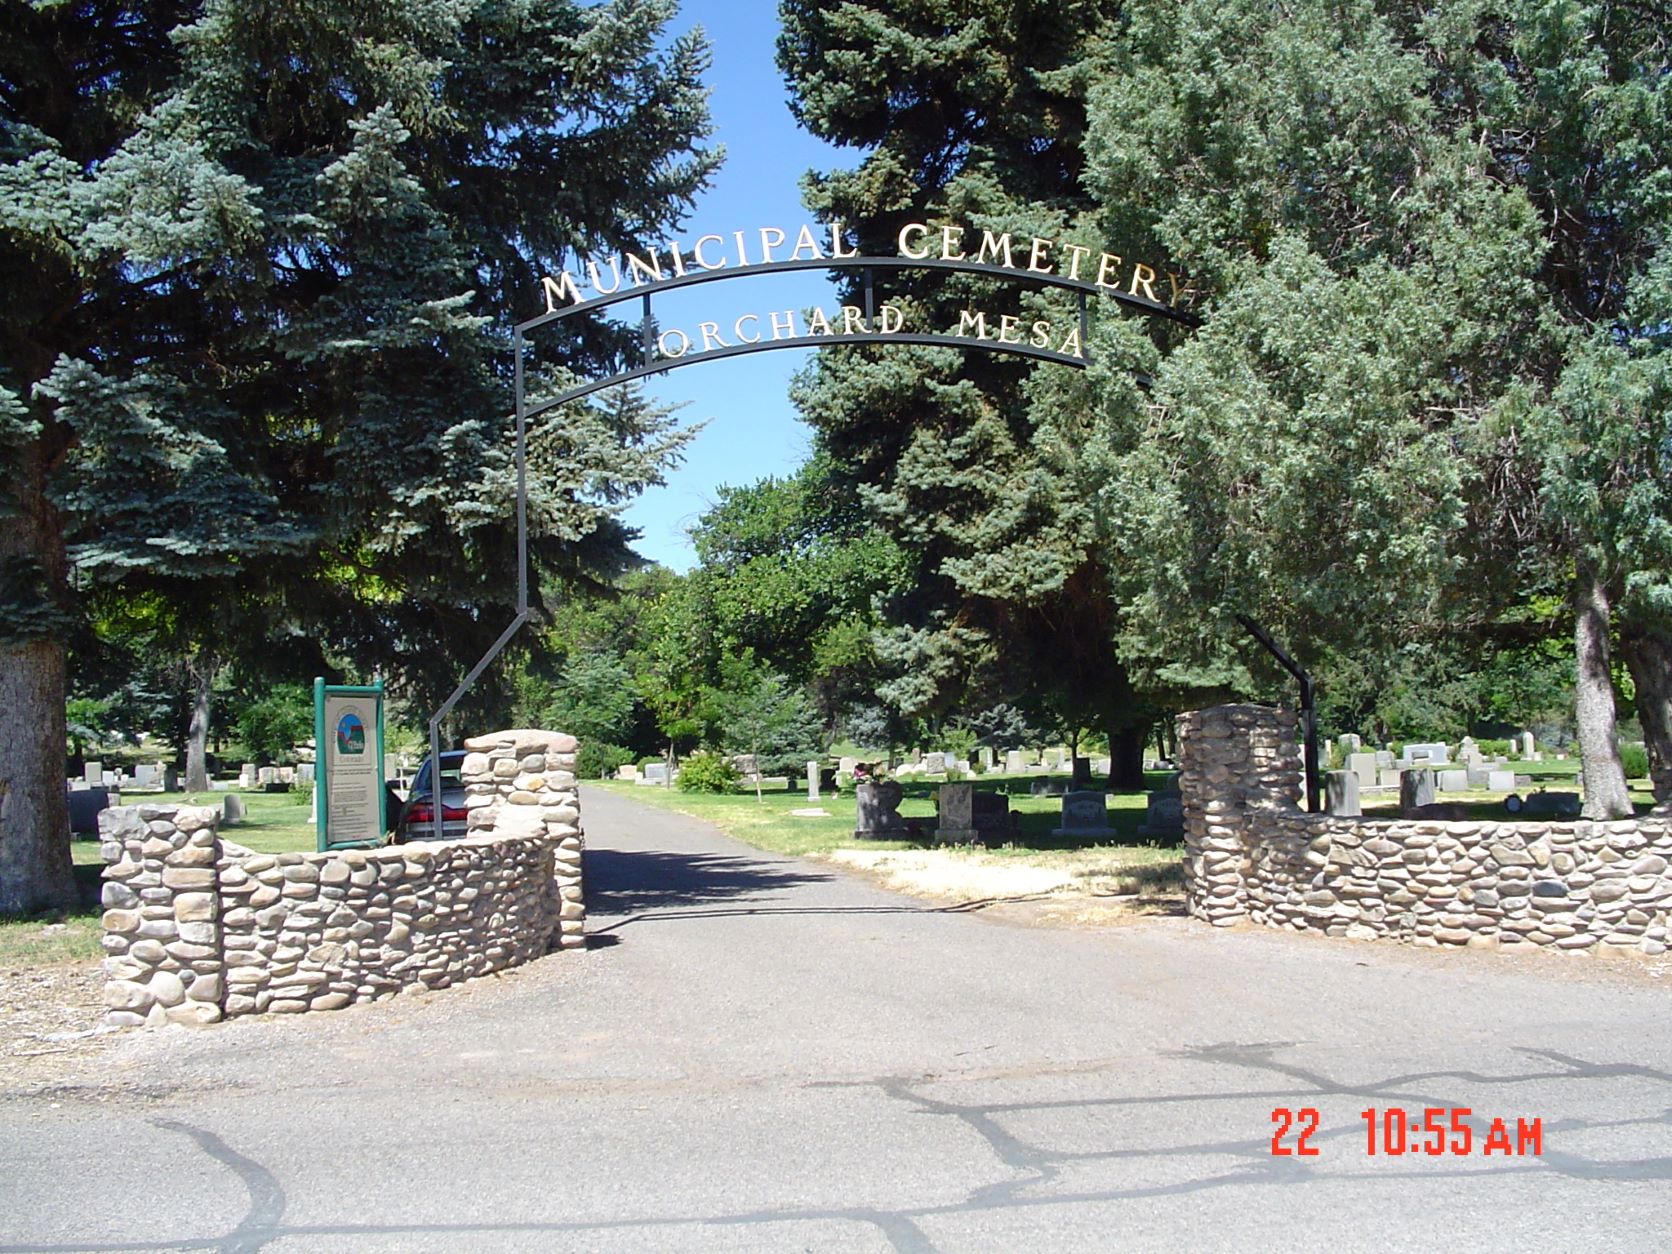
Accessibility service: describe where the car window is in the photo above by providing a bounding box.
[411,756,465,796]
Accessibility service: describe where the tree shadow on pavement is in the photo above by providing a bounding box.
[584,848,835,918]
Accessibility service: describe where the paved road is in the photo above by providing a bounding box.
[3,787,1669,1251]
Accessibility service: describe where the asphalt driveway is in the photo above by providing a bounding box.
[2,786,1668,1251]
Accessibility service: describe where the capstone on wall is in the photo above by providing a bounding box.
[1177,705,1671,958]
[99,729,584,1028]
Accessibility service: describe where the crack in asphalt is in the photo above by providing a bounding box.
[7,1043,1661,1254]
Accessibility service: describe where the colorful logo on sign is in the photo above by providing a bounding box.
[335,711,366,755]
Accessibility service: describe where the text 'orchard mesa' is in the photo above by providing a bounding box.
[651,303,1087,361]
[538,221,1189,315]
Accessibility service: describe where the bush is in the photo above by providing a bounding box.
[290,778,314,808]
[1620,743,1650,781]
[676,752,737,793]
[578,741,633,780]
[1477,738,1512,757]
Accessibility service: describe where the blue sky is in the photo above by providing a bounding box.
[604,1,857,570]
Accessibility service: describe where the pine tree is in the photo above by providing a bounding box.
[0,0,718,912]
[779,0,1176,785]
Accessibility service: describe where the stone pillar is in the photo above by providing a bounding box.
[99,804,224,1026]
[460,729,585,950]
[1175,705,1301,926]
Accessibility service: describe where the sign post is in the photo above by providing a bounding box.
[314,678,387,851]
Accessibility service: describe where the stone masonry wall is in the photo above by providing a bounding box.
[1176,704,1301,927]
[460,727,585,951]
[100,729,584,1027]
[1177,705,1672,957]
[99,804,226,1027]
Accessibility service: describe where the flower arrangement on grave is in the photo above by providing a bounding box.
[852,762,892,786]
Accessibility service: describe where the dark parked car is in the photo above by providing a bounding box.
[394,750,470,842]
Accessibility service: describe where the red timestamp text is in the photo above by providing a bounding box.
[1269,1107,1544,1157]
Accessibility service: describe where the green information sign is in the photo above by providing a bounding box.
[314,678,387,851]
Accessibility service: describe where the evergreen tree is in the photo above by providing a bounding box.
[779,0,1177,786]
[0,0,718,912]
[1079,0,1671,816]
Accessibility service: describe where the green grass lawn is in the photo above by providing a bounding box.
[15,788,321,969]
[68,787,318,869]
[592,772,1179,859]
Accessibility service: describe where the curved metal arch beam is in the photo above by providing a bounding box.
[519,330,1094,421]
[516,254,1199,333]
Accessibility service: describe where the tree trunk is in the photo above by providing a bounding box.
[184,655,214,793]
[0,442,77,915]
[1620,627,1672,803]
[1573,564,1634,819]
[1106,727,1145,791]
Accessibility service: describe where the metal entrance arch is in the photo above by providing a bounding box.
[424,251,1199,836]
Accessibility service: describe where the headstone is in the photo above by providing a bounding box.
[1338,733,1362,755]
[971,791,1011,842]
[1052,790,1115,838]
[69,778,88,791]
[730,753,759,779]
[240,763,258,788]
[1326,770,1361,817]
[979,747,994,771]
[641,762,669,786]
[1519,731,1536,758]
[83,760,102,787]
[616,764,640,781]
[1375,750,1394,768]
[806,761,820,801]
[839,756,860,778]
[132,764,158,788]
[67,787,109,837]
[1487,769,1516,792]
[278,766,296,785]
[163,765,179,791]
[296,763,315,784]
[924,751,946,775]
[1507,790,1581,817]
[1400,769,1437,812]
[1043,748,1063,770]
[1437,769,1469,793]
[1029,777,1068,796]
[1092,756,1111,777]
[1402,742,1450,766]
[1137,790,1184,838]
[222,794,245,824]
[910,748,922,764]
[1005,750,1027,774]
[1346,752,1378,790]
[853,780,907,840]
[935,782,976,843]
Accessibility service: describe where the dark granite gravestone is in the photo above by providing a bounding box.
[1399,768,1437,814]
[854,780,907,840]
[67,787,109,838]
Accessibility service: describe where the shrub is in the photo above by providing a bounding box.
[578,741,633,780]
[1620,743,1650,781]
[290,779,314,808]
[676,752,737,793]
[1477,738,1512,757]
